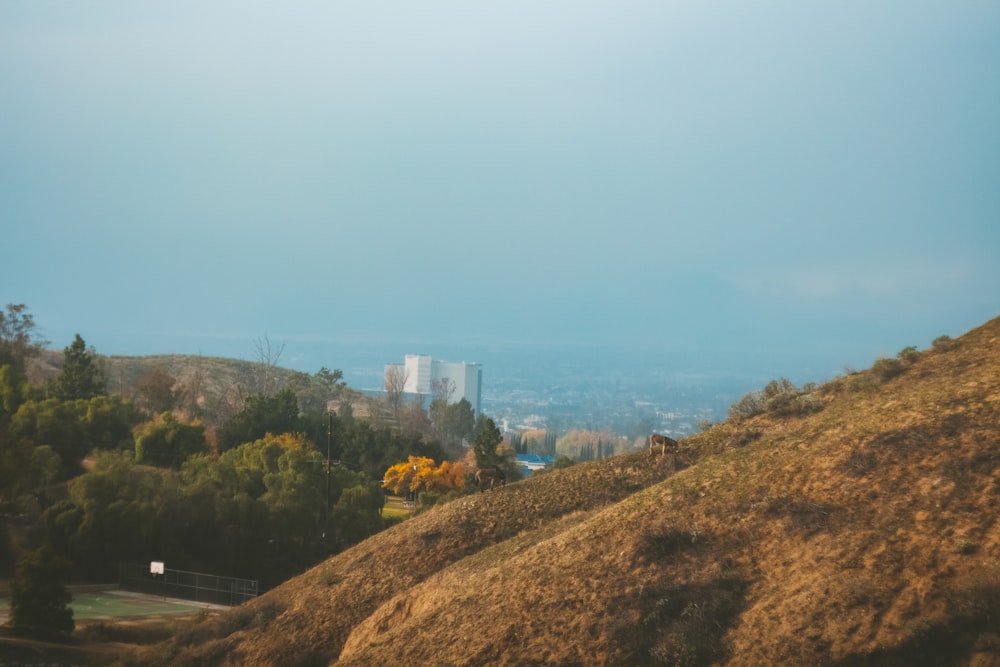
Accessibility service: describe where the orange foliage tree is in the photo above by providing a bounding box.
[382,456,465,497]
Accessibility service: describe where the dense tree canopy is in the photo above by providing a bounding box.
[382,456,465,497]
[217,388,303,452]
[134,413,207,468]
[1,303,500,592]
[8,395,139,472]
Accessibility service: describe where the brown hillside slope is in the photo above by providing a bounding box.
[133,453,674,666]
[138,317,1000,666]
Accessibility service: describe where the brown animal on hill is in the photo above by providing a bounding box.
[475,467,506,492]
[649,433,679,460]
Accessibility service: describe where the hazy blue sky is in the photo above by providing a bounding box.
[2,2,998,378]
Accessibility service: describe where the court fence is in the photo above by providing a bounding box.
[119,563,258,607]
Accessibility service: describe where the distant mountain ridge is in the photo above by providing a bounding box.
[129,316,1000,666]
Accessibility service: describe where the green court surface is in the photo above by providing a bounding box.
[0,590,218,622]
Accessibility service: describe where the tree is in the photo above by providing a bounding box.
[135,413,208,468]
[251,334,285,396]
[288,367,347,415]
[383,364,408,416]
[8,395,138,472]
[174,363,206,421]
[0,303,46,378]
[29,444,63,494]
[472,416,503,468]
[9,546,74,637]
[382,456,465,499]
[331,482,384,545]
[431,377,455,403]
[135,366,177,415]
[49,334,107,401]
[217,388,303,452]
[430,397,476,445]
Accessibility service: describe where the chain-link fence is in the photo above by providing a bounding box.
[119,563,258,607]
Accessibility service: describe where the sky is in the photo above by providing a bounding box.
[2,1,998,380]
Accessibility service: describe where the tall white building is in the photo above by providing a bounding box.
[384,354,482,416]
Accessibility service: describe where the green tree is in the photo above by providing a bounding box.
[472,415,503,468]
[331,482,384,546]
[135,413,208,468]
[29,444,63,494]
[60,450,184,579]
[287,366,347,415]
[49,334,107,400]
[217,388,303,452]
[10,396,139,471]
[9,546,74,637]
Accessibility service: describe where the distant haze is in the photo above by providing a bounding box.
[2,2,997,386]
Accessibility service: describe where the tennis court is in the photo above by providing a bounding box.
[0,589,222,623]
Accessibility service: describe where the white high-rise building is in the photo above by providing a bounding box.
[384,354,482,416]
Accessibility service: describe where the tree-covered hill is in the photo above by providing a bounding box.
[29,349,376,427]
[130,317,1000,666]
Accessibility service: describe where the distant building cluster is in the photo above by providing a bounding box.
[384,354,483,416]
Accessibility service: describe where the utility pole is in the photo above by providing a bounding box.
[324,411,333,540]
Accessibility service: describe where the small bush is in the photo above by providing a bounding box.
[843,373,879,393]
[768,391,823,417]
[932,335,954,351]
[956,540,977,555]
[728,391,767,420]
[728,378,825,419]
[728,429,761,448]
[552,455,575,469]
[872,357,905,381]
[897,346,921,363]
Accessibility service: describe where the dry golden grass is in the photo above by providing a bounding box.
[132,317,1000,666]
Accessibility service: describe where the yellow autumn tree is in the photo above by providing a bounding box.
[382,456,465,496]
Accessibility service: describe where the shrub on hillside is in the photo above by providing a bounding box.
[872,357,905,381]
[728,391,767,420]
[729,379,823,420]
[932,335,954,351]
[763,379,823,417]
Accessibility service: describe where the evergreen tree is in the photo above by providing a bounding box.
[50,334,107,400]
[545,430,557,457]
[472,416,503,468]
[9,546,74,637]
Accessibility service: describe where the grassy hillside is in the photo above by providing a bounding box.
[132,318,1000,666]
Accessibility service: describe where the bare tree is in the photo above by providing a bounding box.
[252,334,285,396]
[384,364,409,416]
[0,303,47,377]
[431,377,455,404]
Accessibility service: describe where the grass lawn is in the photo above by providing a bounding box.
[0,589,220,623]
